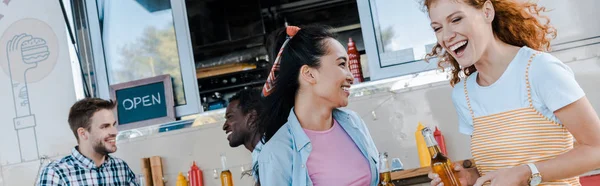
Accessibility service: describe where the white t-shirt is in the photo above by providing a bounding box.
[452,46,585,135]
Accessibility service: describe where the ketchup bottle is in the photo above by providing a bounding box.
[347,37,364,83]
[434,126,448,155]
[188,161,204,186]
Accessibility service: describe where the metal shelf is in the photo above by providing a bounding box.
[199,80,266,95]
[197,68,266,81]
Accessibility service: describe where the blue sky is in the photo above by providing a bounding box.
[101,0,175,73]
[373,0,437,60]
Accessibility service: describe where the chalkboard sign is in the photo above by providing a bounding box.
[109,75,175,130]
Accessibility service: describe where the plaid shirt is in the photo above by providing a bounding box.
[37,147,139,186]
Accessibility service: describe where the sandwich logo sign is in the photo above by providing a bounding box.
[0,0,61,163]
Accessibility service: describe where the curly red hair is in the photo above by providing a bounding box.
[423,0,557,87]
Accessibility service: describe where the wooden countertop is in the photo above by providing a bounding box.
[389,159,600,186]
[390,159,475,186]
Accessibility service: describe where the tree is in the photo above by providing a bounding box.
[115,23,186,105]
[381,26,395,52]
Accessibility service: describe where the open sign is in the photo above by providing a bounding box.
[122,93,162,111]
[109,74,175,130]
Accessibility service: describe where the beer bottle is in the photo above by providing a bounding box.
[220,154,234,186]
[422,127,461,186]
[378,152,394,186]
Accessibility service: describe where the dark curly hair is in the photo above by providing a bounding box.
[229,88,263,116]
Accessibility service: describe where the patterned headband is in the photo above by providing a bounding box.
[261,26,301,97]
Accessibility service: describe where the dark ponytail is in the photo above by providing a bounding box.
[257,25,336,143]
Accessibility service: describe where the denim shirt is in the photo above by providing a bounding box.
[256,108,380,186]
[252,141,263,183]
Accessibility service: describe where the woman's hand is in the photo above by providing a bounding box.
[473,165,530,186]
[428,163,479,186]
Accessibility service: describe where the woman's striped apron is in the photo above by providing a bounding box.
[465,52,580,185]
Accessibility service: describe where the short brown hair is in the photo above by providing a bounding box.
[68,98,116,141]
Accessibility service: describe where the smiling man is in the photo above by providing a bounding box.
[37,98,138,186]
[222,89,263,184]
[223,89,263,153]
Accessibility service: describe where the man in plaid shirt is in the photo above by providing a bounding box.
[37,98,138,186]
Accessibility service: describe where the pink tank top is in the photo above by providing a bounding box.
[303,120,371,186]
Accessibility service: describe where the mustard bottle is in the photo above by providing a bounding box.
[416,122,431,167]
[176,172,189,186]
